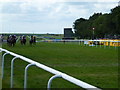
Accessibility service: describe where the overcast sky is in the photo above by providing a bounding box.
[0,0,119,34]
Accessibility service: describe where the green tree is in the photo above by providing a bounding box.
[73,6,120,39]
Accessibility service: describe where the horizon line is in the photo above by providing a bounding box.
[0,32,63,34]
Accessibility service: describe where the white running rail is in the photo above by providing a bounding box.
[0,48,101,90]
[42,39,119,49]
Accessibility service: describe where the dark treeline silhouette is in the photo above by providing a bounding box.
[73,6,120,39]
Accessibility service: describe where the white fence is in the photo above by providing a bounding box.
[0,48,101,90]
[42,39,120,49]
[42,39,120,44]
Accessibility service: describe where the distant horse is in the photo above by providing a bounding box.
[29,36,36,45]
[7,35,16,46]
[20,36,26,45]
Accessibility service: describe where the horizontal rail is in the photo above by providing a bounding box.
[42,40,120,43]
[0,48,101,89]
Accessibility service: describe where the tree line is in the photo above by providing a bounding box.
[73,6,120,39]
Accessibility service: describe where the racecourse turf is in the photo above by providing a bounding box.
[1,42,119,89]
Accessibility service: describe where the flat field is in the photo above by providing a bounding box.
[1,42,119,89]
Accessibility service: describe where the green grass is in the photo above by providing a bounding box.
[1,42,119,89]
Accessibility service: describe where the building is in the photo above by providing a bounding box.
[63,28,74,40]
[64,28,73,38]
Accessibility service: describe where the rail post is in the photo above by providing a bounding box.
[114,43,117,50]
[104,41,106,49]
[10,57,19,88]
[100,41,101,48]
[109,41,110,48]
[79,40,80,45]
[2,52,9,79]
[24,63,36,89]
[0,48,101,89]
[47,74,62,90]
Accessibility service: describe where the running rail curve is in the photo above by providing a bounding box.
[0,48,101,90]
